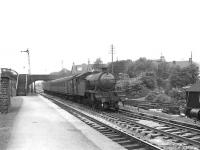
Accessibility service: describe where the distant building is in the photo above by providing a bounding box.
[168,60,193,68]
[71,63,93,75]
[71,62,107,75]
[151,55,166,68]
[152,53,196,69]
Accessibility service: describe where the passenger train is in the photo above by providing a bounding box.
[42,69,121,110]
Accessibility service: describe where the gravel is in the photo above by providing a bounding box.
[120,104,200,127]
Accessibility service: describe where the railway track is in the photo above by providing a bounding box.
[41,93,162,150]
[124,99,181,114]
[119,108,200,130]
[40,93,199,149]
[101,110,200,149]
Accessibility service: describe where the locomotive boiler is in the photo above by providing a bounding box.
[86,72,116,91]
[42,70,120,110]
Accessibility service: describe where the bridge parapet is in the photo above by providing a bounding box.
[30,74,57,82]
[0,68,56,112]
[16,74,57,96]
[1,68,18,80]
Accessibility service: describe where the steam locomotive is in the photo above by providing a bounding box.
[42,70,121,110]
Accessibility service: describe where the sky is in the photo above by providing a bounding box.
[0,0,200,74]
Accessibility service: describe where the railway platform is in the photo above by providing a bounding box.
[2,95,125,150]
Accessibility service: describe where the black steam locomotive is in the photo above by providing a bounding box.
[42,70,121,110]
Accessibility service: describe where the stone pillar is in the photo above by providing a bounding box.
[0,77,10,113]
[34,82,36,93]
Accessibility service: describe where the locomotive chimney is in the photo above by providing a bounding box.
[101,67,107,72]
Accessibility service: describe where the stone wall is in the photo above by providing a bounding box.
[0,77,10,113]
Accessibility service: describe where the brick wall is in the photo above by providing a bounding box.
[0,77,10,113]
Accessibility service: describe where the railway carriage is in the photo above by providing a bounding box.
[43,70,120,110]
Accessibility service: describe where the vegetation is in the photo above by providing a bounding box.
[93,58,103,70]
[153,94,172,103]
[107,60,132,78]
[169,64,199,88]
[112,57,199,102]
[140,72,157,90]
[127,58,156,77]
[50,68,71,79]
[50,56,199,104]
[145,91,158,101]
[126,81,150,99]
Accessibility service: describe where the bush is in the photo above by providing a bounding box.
[153,94,172,103]
[140,72,156,90]
[127,83,150,99]
[145,91,157,101]
[167,88,186,101]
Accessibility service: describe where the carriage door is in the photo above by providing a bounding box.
[73,79,76,95]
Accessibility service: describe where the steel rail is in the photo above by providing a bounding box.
[119,109,200,132]
[103,112,200,148]
[40,93,200,149]
[41,93,162,150]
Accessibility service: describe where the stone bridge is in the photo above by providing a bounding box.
[0,68,57,113]
[0,68,57,103]
[16,74,57,96]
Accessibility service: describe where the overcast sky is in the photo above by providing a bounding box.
[0,0,200,74]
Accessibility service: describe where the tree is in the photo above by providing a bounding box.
[93,58,103,70]
[182,64,199,84]
[156,62,170,79]
[140,72,157,90]
[127,57,156,77]
[169,64,199,88]
[108,59,132,77]
[50,68,71,78]
[157,77,167,89]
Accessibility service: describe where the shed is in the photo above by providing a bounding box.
[186,81,200,108]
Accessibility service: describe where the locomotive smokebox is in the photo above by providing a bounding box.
[86,72,116,91]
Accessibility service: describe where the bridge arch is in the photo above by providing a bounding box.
[17,74,57,96]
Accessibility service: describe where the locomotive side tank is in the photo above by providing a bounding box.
[86,72,116,91]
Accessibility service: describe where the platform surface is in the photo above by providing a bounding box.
[6,95,125,150]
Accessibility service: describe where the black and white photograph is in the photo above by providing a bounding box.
[1,0,200,149]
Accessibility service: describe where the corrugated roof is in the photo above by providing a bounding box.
[186,81,200,92]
